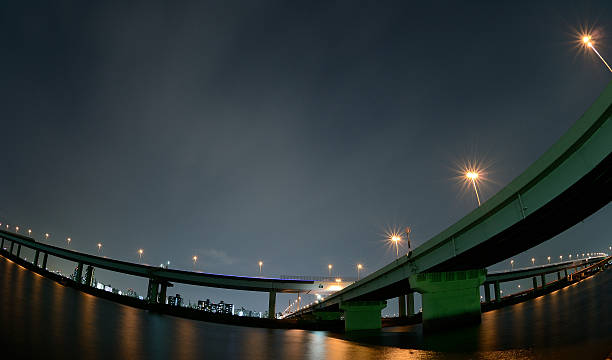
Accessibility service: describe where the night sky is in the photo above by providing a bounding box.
[1,1,611,314]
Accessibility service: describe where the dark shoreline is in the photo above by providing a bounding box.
[1,248,607,332]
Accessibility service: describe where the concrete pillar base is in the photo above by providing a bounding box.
[410,269,486,332]
[16,244,21,258]
[147,279,159,303]
[34,250,40,267]
[85,266,94,286]
[42,253,48,270]
[407,292,415,315]
[484,283,491,302]
[268,291,276,319]
[9,241,14,254]
[340,300,387,331]
[398,294,407,317]
[75,262,83,284]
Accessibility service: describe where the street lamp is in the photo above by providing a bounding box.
[328,264,332,277]
[45,233,49,241]
[465,171,482,206]
[547,256,551,264]
[258,260,263,274]
[357,264,363,280]
[391,235,401,258]
[193,256,198,268]
[138,249,143,263]
[66,237,71,248]
[28,229,32,236]
[15,226,19,232]
[97,243,102,254]
[559,255,563,261]
[510,259,514,270]
[531,257,535,266]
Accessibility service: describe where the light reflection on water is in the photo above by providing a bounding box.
[0,256,610,360]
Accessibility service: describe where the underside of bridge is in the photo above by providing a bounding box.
[431,151,612,272]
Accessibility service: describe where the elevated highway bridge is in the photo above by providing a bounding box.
[290,81,612,330]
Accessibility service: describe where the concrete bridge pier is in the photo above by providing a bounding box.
[407,292,415,315]
[532,277,538,291]
[398,294,406,317]
[41,253,48,270]
[494,281,501,302]
[41,253,49,270]
[34,250,40,267]
[158,281,173,304]
[340,300,387,331]
[75,262,83,284]
[9,241,14,254]
[146,279,159,303]
[410,269,486,332]
[540,274,546,287]
[564,269,568,278]
[484,283,491,302]
[1,238,4,249]
[268,291,276,319]
[85,265,94,286]
[16,244,21,258]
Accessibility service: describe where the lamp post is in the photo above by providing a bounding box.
[328,264,332,277]
[193,256,198,269]
[510,259,514,270]
[531,257,535,266]
[258,260,263,274]
[465,171,482,206]
[66,237,71,248]
[97,243,102,254]
[547,256,551,264]
[391,235,401,258]
[357,264,363,280]
[138,249,143,263]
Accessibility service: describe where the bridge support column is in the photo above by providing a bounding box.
[556,272,561,280]
[540,274,546,287]
[268,291,276,319]
[42,253,48,270]
[147,279,159,303]
[10,241,14,254]
[340,300,387,331]
[532,277,537,291]
[159,282,169,304]
[34,250,40,267]
[398,294,406,317]
[1,238,4,249]
[494,281,501,302]
[564,269,568,278]
[484,283,491,302]
[410,269,486,332]
[75,262,83,284]
[407,292,415,315]
[85,266,94,286]
[16,244,21,258]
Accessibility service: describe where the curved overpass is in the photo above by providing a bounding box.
[304,80,612,311]
[0,230,322,294]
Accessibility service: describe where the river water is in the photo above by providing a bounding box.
[0,256,610,359]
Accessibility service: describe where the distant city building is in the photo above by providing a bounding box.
[234,306,262,318]
[197,299,234,315]
[168,294,183,307]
